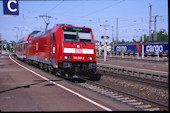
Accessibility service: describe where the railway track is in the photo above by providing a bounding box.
[76,77,168,111]
[75,78,169,111]
[97,69,168,89]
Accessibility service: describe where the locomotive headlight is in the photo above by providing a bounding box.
[64,56,71,59]
[89,57,92,60]
[87,57,92,60]
[64,56,68,59]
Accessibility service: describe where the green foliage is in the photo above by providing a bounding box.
[111,29,168,44]
[118,39,126,44]
[139,29,168,42]
[156,29,168,42]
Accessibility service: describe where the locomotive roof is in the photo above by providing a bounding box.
[30,30,41,35]
[56,24,74,26]
[29,25,92,39]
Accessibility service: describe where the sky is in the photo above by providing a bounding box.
[0,0,168,44]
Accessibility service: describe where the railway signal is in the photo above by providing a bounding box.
[100,25,110,62]
[101,35,109,62]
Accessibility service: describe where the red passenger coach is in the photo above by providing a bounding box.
[15,31,40,60]
[15,24,97,79]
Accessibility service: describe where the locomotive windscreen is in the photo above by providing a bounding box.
[63,27,92,42]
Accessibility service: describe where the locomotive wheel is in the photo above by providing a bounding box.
[25,59,29,64]
[39,62,44,70]
[29,60,33,65]
[48,65,53,74]
[44,64,48,72]
[52,68,57,75]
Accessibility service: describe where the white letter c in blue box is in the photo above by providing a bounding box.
[3,0,19,15]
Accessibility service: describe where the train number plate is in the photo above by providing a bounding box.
[73,56,85,60]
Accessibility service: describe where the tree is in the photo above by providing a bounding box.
[132,38,137,43]
[156,29,168,42]
[118,39,126,44]
[139,34,149,42]
[139,29,168,42]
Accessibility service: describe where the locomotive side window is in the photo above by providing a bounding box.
[53,33,55,42]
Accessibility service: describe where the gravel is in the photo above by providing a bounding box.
[97,75,168,105]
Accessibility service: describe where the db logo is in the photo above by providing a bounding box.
[75,49,82,54]
[3,0,19,15]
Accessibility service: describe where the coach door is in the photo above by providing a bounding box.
[49,33,56,62]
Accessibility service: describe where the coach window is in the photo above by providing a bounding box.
[24,43,26,50]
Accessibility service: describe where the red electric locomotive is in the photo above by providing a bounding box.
[15,24,97,79]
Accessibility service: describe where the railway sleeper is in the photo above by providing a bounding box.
[122,99,137,103]
[136,105,152,108]
[128,102,143,105]
[116,97,130,100]
[143,108,160,111]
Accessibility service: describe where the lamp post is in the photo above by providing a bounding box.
[138,24,147,59]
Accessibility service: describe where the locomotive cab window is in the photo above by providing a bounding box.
[63,31,77,42]
[79,32,92,42]
[63,27,92,42]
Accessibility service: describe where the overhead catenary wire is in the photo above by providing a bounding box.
[65,0,125,23]
[45,1,64,14]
